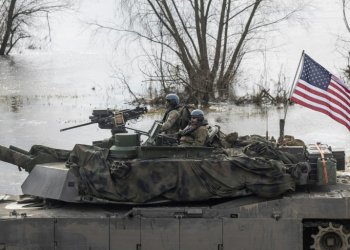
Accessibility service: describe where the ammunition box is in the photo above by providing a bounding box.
[316,158,337,185]
[306,144,333,184]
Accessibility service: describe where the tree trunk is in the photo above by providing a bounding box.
[0,0,16,55]
[218,0,261,99]
[189,68,214,106]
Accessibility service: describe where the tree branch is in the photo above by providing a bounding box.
[343,0,350,33]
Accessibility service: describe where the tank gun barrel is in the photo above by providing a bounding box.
[9,145,30,155]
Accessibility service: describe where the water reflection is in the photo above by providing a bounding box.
[0,95,24,112]
[9,95,24,112]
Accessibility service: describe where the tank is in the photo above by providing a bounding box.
[0,107,348,250]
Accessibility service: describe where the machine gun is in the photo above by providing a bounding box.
[60,106,148,135]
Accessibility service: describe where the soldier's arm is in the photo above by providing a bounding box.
[192,127,209,146]
[179,135,193,145]
[161,110,180,131]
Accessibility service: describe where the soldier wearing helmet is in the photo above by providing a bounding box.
[160,93,181,134]
[178,109,209,146]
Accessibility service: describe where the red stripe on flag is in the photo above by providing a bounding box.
[293,88,350,121]
[291,54,350,131]
[332,76,350,95]
[291,95,350,131]
[295,82,350,115]
[329,81,350,106]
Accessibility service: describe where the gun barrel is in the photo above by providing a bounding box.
[60,106,147,133]
[124,126,149,136]
[9,145,30,156]
[60,121,95,132]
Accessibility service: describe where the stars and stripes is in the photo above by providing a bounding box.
[291,53,350,131]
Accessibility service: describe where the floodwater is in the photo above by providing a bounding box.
[0,53,349,195]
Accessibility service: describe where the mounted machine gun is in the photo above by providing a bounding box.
[60,106,148,135]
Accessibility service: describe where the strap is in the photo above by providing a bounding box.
[162,106,179,123]
[315,143,328,184]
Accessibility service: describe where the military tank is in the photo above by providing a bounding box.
[0,106,348,250]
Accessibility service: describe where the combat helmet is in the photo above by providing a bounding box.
[165,93,180,107]
[191,109,204,122]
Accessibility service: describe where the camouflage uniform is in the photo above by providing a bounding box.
[179,125,209,146]
[161,109,180,134]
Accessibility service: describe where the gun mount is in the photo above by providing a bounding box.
[60,106,180,157]
[60,106,148,134]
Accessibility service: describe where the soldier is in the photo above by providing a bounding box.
[179,109,209,146]
[160,93,181,134]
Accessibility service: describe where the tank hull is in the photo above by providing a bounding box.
[1,182,350,250]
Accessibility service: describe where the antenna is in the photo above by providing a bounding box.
[265,103,269,139]
[279,50,305,143]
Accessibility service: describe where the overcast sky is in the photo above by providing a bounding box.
[275,1,347,78]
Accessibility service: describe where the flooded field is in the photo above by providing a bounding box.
[0,54,349,194]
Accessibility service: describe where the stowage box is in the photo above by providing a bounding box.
[316,158,337,185]
[306,144,335,184]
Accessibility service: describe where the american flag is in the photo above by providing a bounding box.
[291,54,350,131]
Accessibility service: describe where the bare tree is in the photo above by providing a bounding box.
[92,0,307,105]
[0,0,69,55]
[341,0,350,80]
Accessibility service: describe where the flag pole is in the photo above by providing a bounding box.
[279,50,305,143]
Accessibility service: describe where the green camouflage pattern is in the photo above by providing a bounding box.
[0,145,70,172]
[66,144,296,203]
[243,141,299,165]
[0,135,306,203]
[161,109,181,134]
[179,125,209,146]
